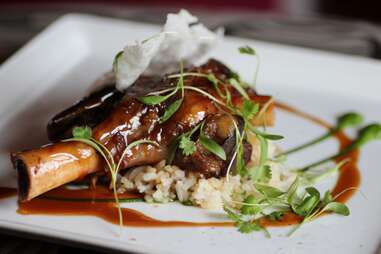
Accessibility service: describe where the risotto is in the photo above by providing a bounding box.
[118,141,297,210]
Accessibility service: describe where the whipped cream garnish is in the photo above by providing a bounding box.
[113,9,223,90]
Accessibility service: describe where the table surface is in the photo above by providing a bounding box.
[1,5,381,254]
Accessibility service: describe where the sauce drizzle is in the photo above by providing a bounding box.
[0,102,360,228]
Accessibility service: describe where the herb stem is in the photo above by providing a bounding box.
[279,130,334,157]
[91,138,116,166]
[298,143,355,172]
[147,88,176,96]
[253,54,260,89]
[183,86,226,107]
[64,138,114,172]
[111,175,123,228]
[168,72,222,84]
[279,112,365,158]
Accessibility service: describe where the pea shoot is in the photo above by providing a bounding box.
[238,45,260,88]
[299,123,381,172]
[279,112,364,157]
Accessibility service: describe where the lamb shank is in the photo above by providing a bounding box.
[11,59,274,201]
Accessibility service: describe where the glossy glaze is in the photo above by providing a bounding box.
[11,102,360,229]
[11,141,103,201]
[11,59,275,201]
[91,59,274,171]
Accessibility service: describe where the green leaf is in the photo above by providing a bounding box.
[322,190,333,205]
[207,73,218,86]
[322,202,350,216]
[182,200,194,206]
[179,135,197,156]
[261,133,284,140]
[251,135,270,182]
[166,138,180,165]
[239,46,256,55]
[293,187,320,217]
[241,99,259,120]
[337,112,364,130]
[200,135,227,160]
[223,207,242,222]
[254,183,284,198]
[257,134,268,166]
[229,71,241,82]
[138,94,172,105]
[356,123,381,146]
[266,211,284,221]
[294,196,319,217]
[229,78,249,99]
[306,187,321,199]
[251,165,272,183]
[286,178,300,204]
[246,124,284,141]
[237,221,262,233]
[236,145,248,176]
[160,98,183,123]
[72,126,92,139]
[241,195,261,215]
[225,87,233,107]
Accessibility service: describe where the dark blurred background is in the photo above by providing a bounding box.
[0,0,380,253]
[1,0,381,64]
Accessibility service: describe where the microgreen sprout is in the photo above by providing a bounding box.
[355,123,381,145]
[224,206,269,236]
[299,123,381,172]
[199,121,227,160]
[266,211,284,221]
[337,112,364,130]
[238,45,260,88]
[179,136,197,156]
[299,159,349,185]
[279,112,364,157]
[178,123,201,157]
[288,187,350,236]
[250,135,271,183]
[138,61,185,124]
[167,119,227,162]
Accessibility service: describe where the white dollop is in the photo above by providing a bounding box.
[113,9,223,90]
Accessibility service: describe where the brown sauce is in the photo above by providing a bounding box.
[274,102,360,203]
[1,102,360,228]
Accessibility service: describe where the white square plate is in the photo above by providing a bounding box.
[0,14,380,254]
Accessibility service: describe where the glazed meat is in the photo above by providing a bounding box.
[90,59,272,173]
[173,114,252,178]
[11,59,274,201]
